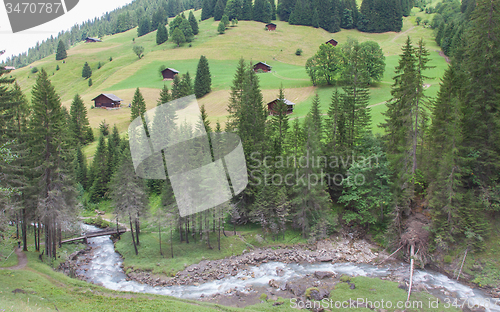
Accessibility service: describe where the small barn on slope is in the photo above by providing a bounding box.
[253,62,272,72]
[92,94,123,108]
[161,68,179,80]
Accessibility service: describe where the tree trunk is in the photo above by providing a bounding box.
[37,221,41,252]
[407,244,415,302]
[457,248,468,280]
[34,221,38,252]
[22,209,27,251]
[135,218,140,245]
[218,210,221,251]
[205,210,212,249]
[170,229,174,258]
[179,217,183,242]
[129,214,138,255]
[185,218,189,244]
[159,221,162,256]
[16,212,19,239]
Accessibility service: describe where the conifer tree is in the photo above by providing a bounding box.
[202,0,214,20]
[194,55,212,98]
[214,0,226,20]
[253,0,272,22]
[225,0,243,20]
[69,94,93,145]
[29,69,77,258]
[74,144,88,189]
[55,40,67,60]
[156,23,169,45]
[89,135,109,202]
[82,62,92,79]
[180,72,194,97]
[242,0,253,19]
[130,88,147,122]
[188,11,199,35]
[218,21,226,34]
[157,84,172,105]
[270,85,289,155]
[171,74,182,99]
[111,147,148,255]
[180,19,194,42]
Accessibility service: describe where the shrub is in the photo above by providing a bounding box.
[295,48,303,56]
[88,78,93,87]
[97,62,102,69]
[56,65,60,71]
[444,255,453,263]
[259,293,268,301]
[31,67,38,73]
[416,16,422,25]
[305,287,319,299]
[109,56,113,61]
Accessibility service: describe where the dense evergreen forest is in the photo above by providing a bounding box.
[1,0,499,274]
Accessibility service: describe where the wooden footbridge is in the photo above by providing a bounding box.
[61,228,127,244]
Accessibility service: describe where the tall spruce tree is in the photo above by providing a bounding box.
[69,94,93,145]
[214,0,226,20]
[156,23,169,45]
[55,40,67,60]
[188,11,199,35]
[110,147,148,255]
[29,69,77,258]
[130,88,147,122]
[74,144,88,189]
[82,62,92,79]
[194,55,212,98]
[89,135,109,202]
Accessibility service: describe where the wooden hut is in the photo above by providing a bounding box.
[161,68,180,80]
[253,62,272,73]
[92,94,123,108]
[85,37,102,43]
[267,98,296,115]
[266,23,277,31]
[326,39,338,47]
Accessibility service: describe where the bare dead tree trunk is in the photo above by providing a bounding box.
[129,214,138,255]
[457,248,468,281]
[213,209,216,233]
[407,244,415,302]
[37,221,41,252]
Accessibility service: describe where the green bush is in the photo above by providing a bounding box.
[259,293,268,301]
[305,287,319,299]
[444,255,453,263]
[295,48,303,56]
[31,67,39,73]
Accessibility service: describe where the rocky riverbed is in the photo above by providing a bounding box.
[124,237,385,287]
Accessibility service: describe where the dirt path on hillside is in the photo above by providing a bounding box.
[392,26,416,42]
[438,50,451,63]
[272,72,310,81]
[0,248,27,270]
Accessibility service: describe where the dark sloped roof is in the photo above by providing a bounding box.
[269,98,295,106]
[254,61,272,69]
[162,68,179,73]
[266,23,277,26]
[92,93,124,102]
[86,37,102,42]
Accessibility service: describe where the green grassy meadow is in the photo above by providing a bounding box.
[8,8,448,158]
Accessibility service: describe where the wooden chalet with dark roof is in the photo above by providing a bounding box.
[253,62,272,72]
[85,37,102,43]
[161,68,179,80]
[267,98,296,115]
[326,39,338,46]
[266,23,277,31]
[92,94,123,108]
